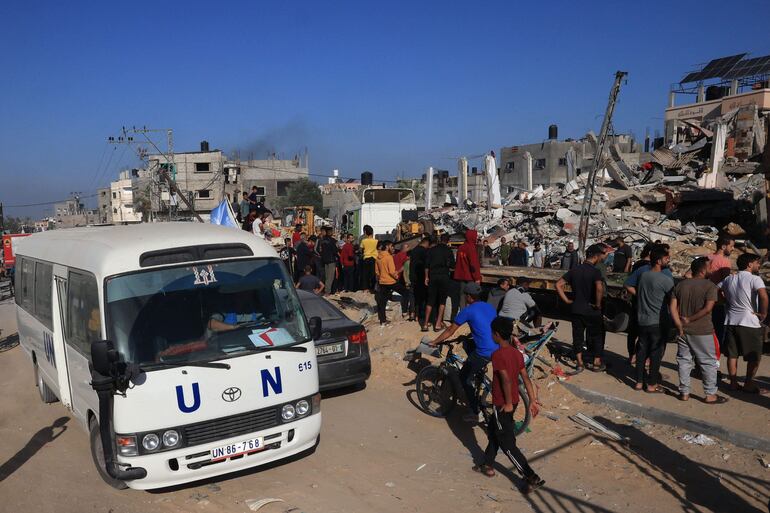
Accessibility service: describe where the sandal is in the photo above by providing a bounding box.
[704,395,729,404]
[569,366,584,375]
[634,383,644,391]
[645,386,666,394]
[472,464,495,478]
[421,326,429,332]
[678,393,689,401]
[587,362,606,372]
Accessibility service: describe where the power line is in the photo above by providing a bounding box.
[4,193,98,209]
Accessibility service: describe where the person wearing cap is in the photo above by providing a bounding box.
[508,240,529,267]
[556,244,606,373]
[430,282,498,423]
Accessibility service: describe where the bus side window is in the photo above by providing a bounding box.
[14,256,24,307]
[34,262,53,330]
[19,257,35,313]
[67,271,101,358]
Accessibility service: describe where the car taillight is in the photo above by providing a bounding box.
[348,329,368,344]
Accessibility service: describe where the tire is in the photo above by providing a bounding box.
[34,361,58,404]
[89,419,128,490]
[416,365,456,417]
[513,384,532,436]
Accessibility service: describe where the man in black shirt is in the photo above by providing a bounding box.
[318,227,338,294]
[422,234,455,332]
[556,244,605,373]
[613,236,632,273]
[409,236,430,326]
[508,240,529,267]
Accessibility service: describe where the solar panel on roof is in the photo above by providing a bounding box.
[723,55,770,79]
[680,53,746,83]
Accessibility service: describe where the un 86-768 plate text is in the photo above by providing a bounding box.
[211,436,263,460]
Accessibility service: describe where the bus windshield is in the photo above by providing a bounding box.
[105,258,309,368]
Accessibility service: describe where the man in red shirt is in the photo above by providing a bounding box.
[454,229,482,310]
[473,317,544,494]
[340,233,356,292]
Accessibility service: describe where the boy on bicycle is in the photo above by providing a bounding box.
[429,282,497,423]
[474,316,544,494]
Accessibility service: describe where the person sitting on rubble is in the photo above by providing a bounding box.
[429,282,498,423]
[560,241,579,270]
[487,278,510,311]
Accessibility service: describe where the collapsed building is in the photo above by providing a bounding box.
[417,54,770,278]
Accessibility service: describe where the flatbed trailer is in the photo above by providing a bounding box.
[480,265,629,299]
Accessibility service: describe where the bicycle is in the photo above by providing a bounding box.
[411,322,559,435]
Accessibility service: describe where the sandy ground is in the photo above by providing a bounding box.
[0,294,768,513]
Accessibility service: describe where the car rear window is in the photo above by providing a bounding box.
[301,297,343,322]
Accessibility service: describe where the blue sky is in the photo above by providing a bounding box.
[1,0,768,218]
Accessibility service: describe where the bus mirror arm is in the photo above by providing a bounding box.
[90,340,148,482]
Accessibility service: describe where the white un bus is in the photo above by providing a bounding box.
[14,223,322,490]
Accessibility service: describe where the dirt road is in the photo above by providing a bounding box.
[0,298,768,513]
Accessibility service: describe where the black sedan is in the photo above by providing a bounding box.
[296,290,371,391]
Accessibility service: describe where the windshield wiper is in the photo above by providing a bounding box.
[255,344,307,353]
[152,360,231,370]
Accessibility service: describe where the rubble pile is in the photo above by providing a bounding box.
[419,105,769,276]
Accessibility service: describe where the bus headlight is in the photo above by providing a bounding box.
[142,433,160,451]
[281,404,296,421]
[295,399,310,416]
[162,430,180,448]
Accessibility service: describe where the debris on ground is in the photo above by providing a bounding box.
[681,433,717,446]
[569,413,627,441]
[245,498,285,511]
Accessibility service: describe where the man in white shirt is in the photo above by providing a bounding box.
[718,253,768,393]
[531,242,545,269]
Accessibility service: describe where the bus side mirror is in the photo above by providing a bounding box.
[308,316,322,340]
[91,339,120,377]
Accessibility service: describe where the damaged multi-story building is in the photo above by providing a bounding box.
[131,141,310,219]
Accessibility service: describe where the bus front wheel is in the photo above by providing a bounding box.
[89,419,128,490]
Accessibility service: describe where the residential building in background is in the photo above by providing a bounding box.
[110,174,142,224]
[139,141,310,219]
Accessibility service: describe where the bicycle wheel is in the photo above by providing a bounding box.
[513,384,532,436]
[416,365,456,417]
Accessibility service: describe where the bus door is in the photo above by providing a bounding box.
[51,269,74,411]
[59,269,102,421]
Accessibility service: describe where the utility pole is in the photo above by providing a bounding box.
[109,125,203,223]
[577,71,628,258]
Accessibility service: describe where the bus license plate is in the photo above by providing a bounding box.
[210,436,263,460]
[316,342,344,356]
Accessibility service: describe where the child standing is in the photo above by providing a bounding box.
[474,316,545,494]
